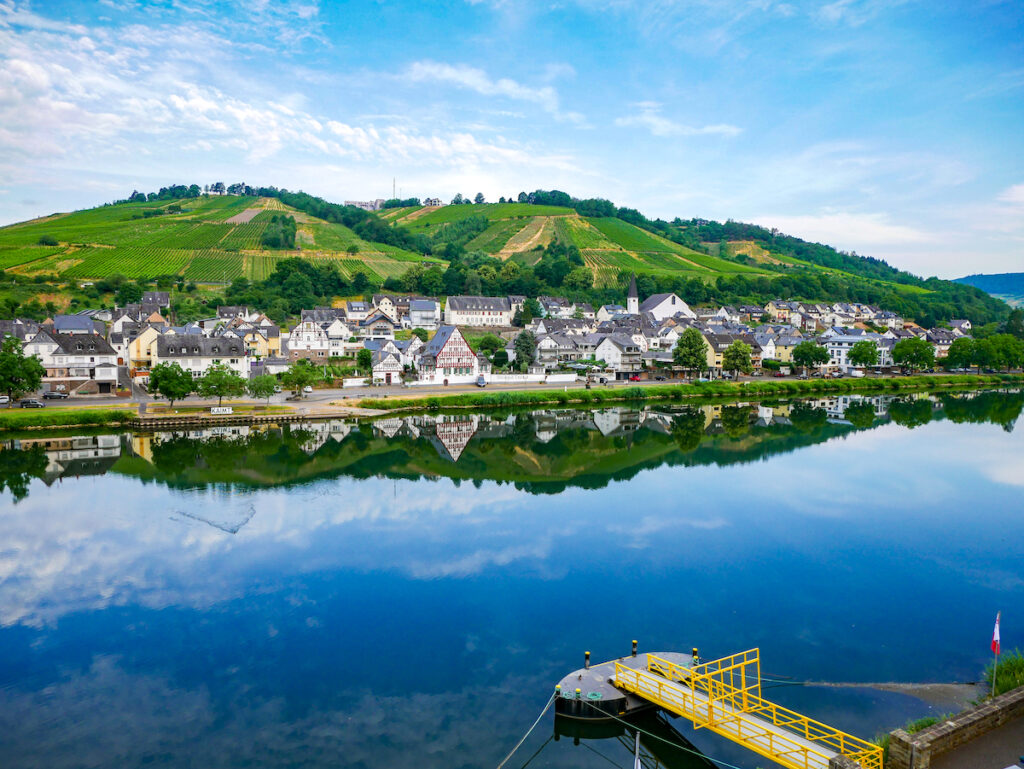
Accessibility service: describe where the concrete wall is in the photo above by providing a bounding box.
[887,685,1024,769]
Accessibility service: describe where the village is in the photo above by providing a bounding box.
[0,275,986,402]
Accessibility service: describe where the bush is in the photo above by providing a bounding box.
[37,234,59,246]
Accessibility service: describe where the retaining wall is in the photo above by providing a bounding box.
[887,685,1024,769]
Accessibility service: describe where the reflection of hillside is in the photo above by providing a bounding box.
[0,391,1019,502]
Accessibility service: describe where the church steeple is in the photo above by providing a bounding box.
[627,273,639,315]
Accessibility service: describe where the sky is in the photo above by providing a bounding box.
[0,0,1021,279]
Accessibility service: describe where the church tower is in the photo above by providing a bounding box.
[627,273,639,315]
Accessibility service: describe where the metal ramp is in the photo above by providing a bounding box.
[613,649,882,769]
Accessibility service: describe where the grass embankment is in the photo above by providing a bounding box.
[875,714,953,763]
[359,374,1024,412]
[986,648,1024,697]
[0,407,135,431]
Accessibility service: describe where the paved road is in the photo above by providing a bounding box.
[18,370,974,411]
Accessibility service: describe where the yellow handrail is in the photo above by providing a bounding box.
[613,651,882,769]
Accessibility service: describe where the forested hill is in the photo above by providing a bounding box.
[0,183,1010,327]
[955,273,1024,305]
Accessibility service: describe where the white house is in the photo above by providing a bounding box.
[409,299,441,330]
[444,296,513,327]
[595,334,642,376]
[287,320,330,362]
[415,326,480,384]
[639,293,696,321]
[25,331,119,394]
[153,336,247,378]
[823,333,892,370]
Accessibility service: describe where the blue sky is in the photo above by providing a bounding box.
[0,0,1021,278]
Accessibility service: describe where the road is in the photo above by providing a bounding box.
[18,370,976,411]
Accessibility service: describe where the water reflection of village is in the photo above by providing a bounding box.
[4,393,921,481]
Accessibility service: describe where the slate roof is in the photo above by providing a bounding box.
[53,315,97,334]
[446,295,511,312]
[156,336,245,357]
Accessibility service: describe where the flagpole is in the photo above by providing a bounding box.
[992,651,997,699]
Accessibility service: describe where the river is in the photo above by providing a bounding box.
[0,389,1021,768]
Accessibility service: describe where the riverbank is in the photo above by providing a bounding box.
[0,406,136,432]
[2,374,1019,432]
[355,373,1024,412]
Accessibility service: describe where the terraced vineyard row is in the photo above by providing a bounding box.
[0,245,63,269]
[465,218,529,253]
[220,221,267,250]
[183,251,245,281]
[61,247,192,279]
[560,216,619,250]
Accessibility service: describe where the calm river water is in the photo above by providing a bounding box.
[0,390,1021,769]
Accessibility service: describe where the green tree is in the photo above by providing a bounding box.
[892,337,935,371]
[562,266,593,291]
[115,281,143,306]
[476,333,504,356]
[673,327,708,379]
[197,362,246,406]
[282,359,318,393]
[148,362,194,408]
[0,337,44,402]
[944,337,976,370]
[722,340,753,376]
[357,348,373,373]
[492,348,509,368]
[0,444,48,502]
[792,340,830,373]
[1005,308,1024,340]
[513,330,536,371]
[720,405,751,438]
[411,328,429,342]
[247,374,277,404]
[847,339,879,368]
[474,192,485,204]
[346,244,359,255]
[352,271,371,294]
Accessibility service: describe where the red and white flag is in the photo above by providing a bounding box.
[992,611,1001,656]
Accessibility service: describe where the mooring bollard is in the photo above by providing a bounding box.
[632,640,638,657]
[584,651,590,669]
[692,647,700,665]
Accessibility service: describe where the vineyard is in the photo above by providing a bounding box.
[0,245,62,269]
[184,251,245,282]
[61,248,192,279]
[589,217,677,252]
[466,218,530,253]
[559,216,619,250]
[219,221,268,250]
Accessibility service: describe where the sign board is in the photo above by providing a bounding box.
[211,406,233,415]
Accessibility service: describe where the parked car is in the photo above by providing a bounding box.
[599,377,608,384]
[302,385,314,393]
[20,399,45,408]
[629,374,641,382]
[273,385,282,393]
[42,390,69,399]
[475,375,487,388]
[654,375,667,381]
[797,373,809,380]
[0,395,9,404]
[773,372,785,378]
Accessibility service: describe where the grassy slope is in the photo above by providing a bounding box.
[386,203,772,286]
[0,196,436,284]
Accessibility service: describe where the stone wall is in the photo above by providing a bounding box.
[887,684,1024,769]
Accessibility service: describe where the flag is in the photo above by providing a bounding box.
[992,611,1001,656]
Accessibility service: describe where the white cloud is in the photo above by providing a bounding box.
[997,183,1024,207]
[404,60,584,123]
[614,102,740,138]
[752,211,933,249]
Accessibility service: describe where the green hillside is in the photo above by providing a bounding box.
[955,273,1024,307]
[384,204,767,287]
[0,195,432,284]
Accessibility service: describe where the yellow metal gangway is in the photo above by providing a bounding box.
[613,649,882,769]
